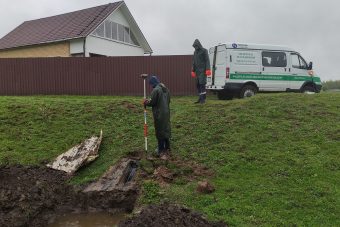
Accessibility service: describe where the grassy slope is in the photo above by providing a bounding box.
[0,93,339,226]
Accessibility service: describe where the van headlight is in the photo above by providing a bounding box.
[308,70,314,76]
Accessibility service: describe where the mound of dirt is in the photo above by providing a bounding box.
[138,153,214,187]
[197,180,215,194]
[118,204,226,227]
[0,165,74,227]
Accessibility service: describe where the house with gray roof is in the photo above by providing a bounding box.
[0,1,152,58]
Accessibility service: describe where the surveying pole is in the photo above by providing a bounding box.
[140,74,148,152]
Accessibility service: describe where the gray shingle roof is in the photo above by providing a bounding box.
[0,1,123,50]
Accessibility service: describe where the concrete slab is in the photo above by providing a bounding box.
[83,158,137,192]
[47,130,103,174]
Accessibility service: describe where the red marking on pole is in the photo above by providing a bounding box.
[144,124,148,137]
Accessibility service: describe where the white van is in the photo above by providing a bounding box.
[206,43,322,99]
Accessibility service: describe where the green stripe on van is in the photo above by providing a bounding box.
[230,74,321,82]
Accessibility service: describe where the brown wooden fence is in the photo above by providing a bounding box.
[0,55,195,96]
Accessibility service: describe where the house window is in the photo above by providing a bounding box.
[112,22,118,40]
[105,21,112,39]
[117,24,125,42]
[92,19,139,46]
[124,27,130,43]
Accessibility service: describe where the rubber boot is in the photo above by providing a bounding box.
[200,94,206,104]
[194,96,201,104]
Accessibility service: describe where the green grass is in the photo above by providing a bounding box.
[0,96,153,184]
[0,93,339,226]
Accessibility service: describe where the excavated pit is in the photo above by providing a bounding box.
[0,153,226,227]
[0,158,140,227]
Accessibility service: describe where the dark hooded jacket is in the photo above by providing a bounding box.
[192,39,211,85]
[146,83,171,140]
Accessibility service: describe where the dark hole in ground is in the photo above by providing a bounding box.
[125,161,139,183]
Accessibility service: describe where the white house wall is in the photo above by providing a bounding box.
[85,7,145,56]
[70,39,84,54]
[86,36,144,56]
[107,8,129,27]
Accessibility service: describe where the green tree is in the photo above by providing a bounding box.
[322,80,340,91]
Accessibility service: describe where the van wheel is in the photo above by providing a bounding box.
[240,85,257,98]
[302,85,316,93]
[217,90,233,100]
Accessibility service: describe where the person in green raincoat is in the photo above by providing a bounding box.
[191,39,211,104]
[144,75,171,155]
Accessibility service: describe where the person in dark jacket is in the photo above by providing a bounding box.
[191,39,211,104]
[144,76,171,155]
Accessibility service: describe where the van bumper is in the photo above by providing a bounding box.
[206,83,243,95]
[223,83,244,93]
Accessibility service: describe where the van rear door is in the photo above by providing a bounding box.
[207,47,215,87]
[208,45,228,89]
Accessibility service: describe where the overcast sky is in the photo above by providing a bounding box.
[0,0,339,80]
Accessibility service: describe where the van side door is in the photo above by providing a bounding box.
[289,53,311,90]
[229,49,262,86]
[261,51,290,91]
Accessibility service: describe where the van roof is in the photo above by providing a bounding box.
[220,43,296,52]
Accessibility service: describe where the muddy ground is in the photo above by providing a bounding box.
[0,153,223,227]
[119,204,226,227]
[0,165,138,227]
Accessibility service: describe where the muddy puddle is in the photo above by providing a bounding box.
[48,212,126,227]
[119,204,226,227]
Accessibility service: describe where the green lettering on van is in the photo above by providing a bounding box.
[230,74,321,83]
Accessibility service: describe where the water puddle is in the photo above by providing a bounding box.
[48,212,126,227]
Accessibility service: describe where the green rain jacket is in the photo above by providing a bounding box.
[147,83,171,140]
[192,39,211,85]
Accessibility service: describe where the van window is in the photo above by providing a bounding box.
[216,49,227,65]
[262,52,287,67]
[291,53,308,69]
[217,45,226,52]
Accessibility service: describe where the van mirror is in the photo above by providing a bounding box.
[307,62,313,70]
